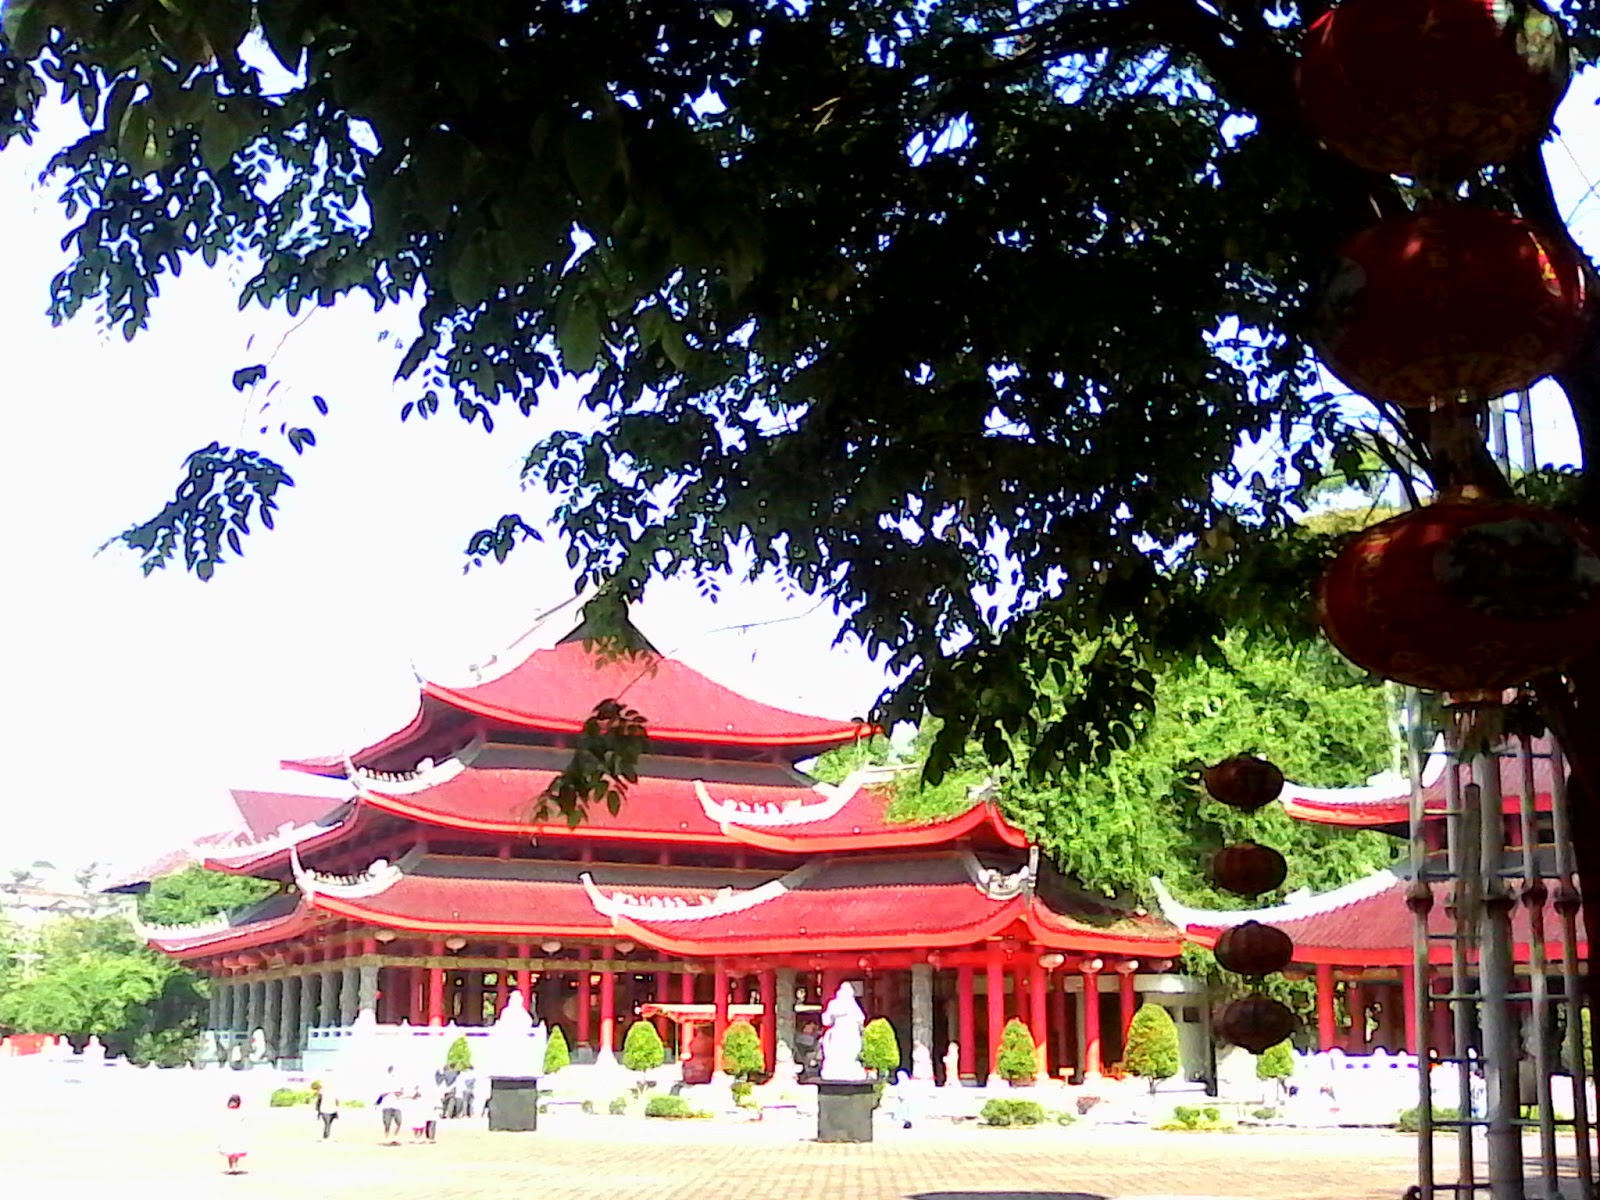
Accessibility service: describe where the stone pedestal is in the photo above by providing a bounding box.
[817,1080,875,1143]
[487,1076,540,1132]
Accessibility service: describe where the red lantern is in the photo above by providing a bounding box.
[1217,995,1298,1054]
[1317,498,1600,693]
[1214,922,1296,977]
[1315,207,1589,409]
[1298,0,1569,177]
[1211,843,1288,898]
[1203,756,1285,812]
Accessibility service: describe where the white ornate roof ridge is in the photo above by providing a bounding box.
[291,843,414,900]
[414,591,595,689]
[133,910,235,943]
[959,849,1033,900]
[1150,869,1402,931]
[1280,738,1448,808]
[695,772,867,828]
[202,811,352,864]
[582,858,827,923]
[347,735,483,795]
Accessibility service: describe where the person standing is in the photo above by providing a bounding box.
[217,1094,250,1174]
[314,1076,340,1140]
[377,1067,403,1144]
[459,1068,477,1118]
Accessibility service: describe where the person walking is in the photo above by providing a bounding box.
[217,1094,250,1174]
[377,1067,404,1144]
[459,1068,478,1119]
[314,1076,340,1140]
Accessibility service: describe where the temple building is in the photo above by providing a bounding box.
[129,618,1196,1083]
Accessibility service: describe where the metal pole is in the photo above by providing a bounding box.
[1446,734,1479,1193]
[1490,399,1511,474]
[1408,695,1436,1199]
[1477,752,1525,1200]
[1516,389,1537,477]
[1516,736,1559,1199]
[1548,737,1595,1195]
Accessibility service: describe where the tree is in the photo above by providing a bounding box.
[445,1034,472,1072]
[860,1017,901,1077]
[1123,1003,1181,1095]
[137,867,277,926]
[1255,1038,1295,1099]
[994,1018,1038,1086]
[5,0,1600,1001]
[543,1025,570,1075]
[720,1019,764,1081]
[621,1019,666,1073]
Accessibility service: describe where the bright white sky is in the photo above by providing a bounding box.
[1,69,1597,872]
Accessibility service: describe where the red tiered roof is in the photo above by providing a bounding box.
[1158,873,1586,967]
[1281,740,1560,829]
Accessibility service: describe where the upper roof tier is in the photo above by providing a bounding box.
[1280,738,1562,830]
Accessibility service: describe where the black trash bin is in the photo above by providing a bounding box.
[487,1075,539,1132]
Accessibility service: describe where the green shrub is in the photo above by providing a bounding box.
[129,1028,200,1068]
[269,1088,314,1107]
[580,1099,596,1115]
[622,1019,666,1072]
[645,1095,708,1119]
[608,1096,628,1116]
[341,1100,367,1109]
[1160,1104,1231,1132]
[1251,1107,1279,1121]
[861,1017,901,1077]
[1255,1039,1294,1087]
[1123,1004,1181,1094]
[980,1098,1047,1127]
[994,1018,1038,1085]
[543,1026,570,1074]
[1397,1106,1459,1133]
[721,1020,764,1080]
[445,1034,472,1071]
[730,1080,753,1103]
[1053,1110,1077,1126]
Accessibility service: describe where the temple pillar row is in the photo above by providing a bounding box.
[341,966,359,1025]
[319,965,339,1030]
[911,962,934,1080]
[775,968,797,1062]
[358,964,379,1020]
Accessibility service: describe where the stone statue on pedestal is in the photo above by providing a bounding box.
[819,983,867,1082]
[942,1043,961,1088]
[483,991,548,1079]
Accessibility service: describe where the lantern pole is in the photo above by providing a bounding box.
[1515,731,1559,1200]
[1515,389,1537,477]
[1406,689,1436,1200]
[1444,727,1479,1195]
[1547,737,1595,1195]
[1475,749,1525,1200]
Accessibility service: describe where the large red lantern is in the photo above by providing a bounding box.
[1298,0,1569,178]
[1214,921,1296,977]
[1217,995,1299,1054]
[1317,498,1600,693]
[1211,843,1289,898]
[1315,207,1589,409]
[1203,756,1285,812]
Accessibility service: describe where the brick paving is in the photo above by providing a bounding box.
[0,1086,1439,1200]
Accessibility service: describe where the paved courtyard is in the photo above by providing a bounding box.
[0,1072,1450,1200]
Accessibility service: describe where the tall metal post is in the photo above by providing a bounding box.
[1548,738,1594,1194]
[1516,735,1559,1200]
[1476,755,1524,1200]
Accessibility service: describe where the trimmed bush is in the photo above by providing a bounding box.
[543,1026,570,1074]
[269,1088,314,1107]
[645,1095,708,1119]
[1397,1106,1459,1133]
[1123,1003,1181,1094]
[608,1096,628,1116]
[622,1019,666,1072]
[994,1018,1038,1085]
[446,1034,472,1071]
[730,1080,753,1103]
[1161,1104,1230,1131]
[1251,1107,1279,1121]
[1255,1038,1294,1089]
[861,1017,901,1077]
[980,1098,1046,1127]
[721,1020,764,1080]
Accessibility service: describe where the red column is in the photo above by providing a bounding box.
[759,969,778,1072]
[985,950,1005,1079]
[407,968,424,1025]
[494,948,509,1019]
[1081,961,1103,1079]
[679,969,695,1005]
[1029,966,1049,1077]
[1346,982,1367,1053]
[516,942,533,1012]
[1118,962,1139,1043]
[577,964,593,1049]
[599,946,616,1056]
[1431,974,1452,1057]
[1401,965,1419,1056]
[713,965,730,1076]
[1051,971,1070,1074]
[1316,963,1336,1050]
[957,965,976,1082]
[427,942,445,1027]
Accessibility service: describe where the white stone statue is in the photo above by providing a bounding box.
[942,1043,961,1088]
[482,990,548,1078]
[819,983,867,1082]
[772,1040,801,1086]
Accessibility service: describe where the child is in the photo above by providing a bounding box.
[218,1094,250,1174]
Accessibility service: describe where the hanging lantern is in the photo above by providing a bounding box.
[1297,0,1569,178]
[1317,498,1600,693]
[1217,995,1299,1054]
[1214,922,1296,977]
[1315,207,1589,409]
[1203,756,1285,812]
[1211,843,1289,897]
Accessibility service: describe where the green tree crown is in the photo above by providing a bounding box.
[1255,1038,1295,1083]
[860,1017,901,1076]
[995,1018,1038,1085]
[621,1019,666,1073]
[543,1025,570,1074]
[1123,1003,1182,1093]
[138,867,276,926]
[445,1034,472,1072]
[720,1020,764,1081]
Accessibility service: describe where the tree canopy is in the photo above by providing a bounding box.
[2,2,1596,799]
[137,865,277,926]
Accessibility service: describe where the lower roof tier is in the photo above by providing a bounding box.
[137,848,1181,961]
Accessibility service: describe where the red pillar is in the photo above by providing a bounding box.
[1431,974,1453,1057]
[1081,961,1103,1079]
[1118,962,1139,1041]
[599,946,616,1056]
[1346,982,1367,1053]
[713,965,730,1077]
[516,942,533,1012]
[1051,971,1070,1076]
[427,942,445,1027]
[408,967,425,1025]
[1316,963,1337,1051]
[957,965,976,1082]
[679,969,695,1005]
[759,969,778,1072]
[493,947,509,1019]
[1401,965,1419,1056]
[1029,966,1049,1077]
[578,964,593,1049]
[985,949,1005,1079]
